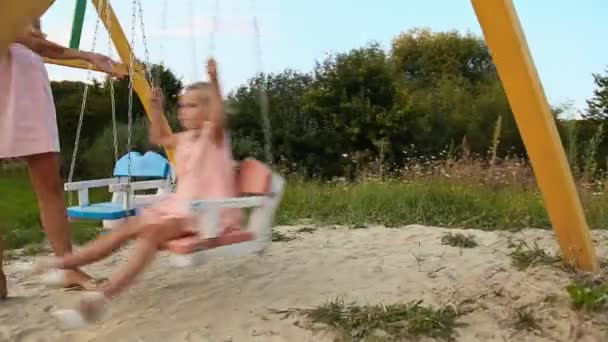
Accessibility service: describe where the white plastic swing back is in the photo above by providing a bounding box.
[194,159,284,243]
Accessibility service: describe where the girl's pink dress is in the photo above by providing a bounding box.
[141,125,242,235]
[0,43,60,159]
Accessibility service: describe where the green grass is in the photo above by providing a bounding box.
[441,232,478,248]
[0,173,106,250]
[278,179,553,229]
[3,173,608,251]
[508,240,563,270]
[272,298,462,341]
[512,304,541,332]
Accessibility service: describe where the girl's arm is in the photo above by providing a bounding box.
[149,88,177,148]
[206,58,226,145]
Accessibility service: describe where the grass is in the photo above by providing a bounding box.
[272,229,295,242]
[272,297,462,341]
[3,166,608,250]
[0,172,106,250]
[278,179,553,229]
[566,270,608,312]
[441,232,478,248]
[512,305,541,332]
[508,240,562,270]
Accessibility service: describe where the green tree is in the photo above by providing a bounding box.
[585,67,608,119]
[52,63,183,177]
[390,28,495,88]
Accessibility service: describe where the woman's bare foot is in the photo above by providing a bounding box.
[33,260,103,291]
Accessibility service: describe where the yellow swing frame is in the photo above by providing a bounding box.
[1,0,598,272]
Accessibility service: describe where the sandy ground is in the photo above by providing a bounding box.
[1,224,608,342]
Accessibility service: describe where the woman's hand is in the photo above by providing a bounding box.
[85,52,124,78]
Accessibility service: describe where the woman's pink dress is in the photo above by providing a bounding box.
[0,43,60,159]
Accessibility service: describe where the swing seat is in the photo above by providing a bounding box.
[67,202,135,220]
[162,159,285,265]
[163,230,255,254]
[65,151,173,222]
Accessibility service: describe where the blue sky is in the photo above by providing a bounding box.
[41,0,607,116]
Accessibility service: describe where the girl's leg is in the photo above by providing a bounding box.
[52,218,190,325]
[53,217,143,270]
[100,218,190,299]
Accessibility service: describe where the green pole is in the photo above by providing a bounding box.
[69,0,87,49]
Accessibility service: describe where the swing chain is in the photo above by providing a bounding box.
[105,0,119,163]
[156,0,169,87]
[251,0,273,166]
[208,0,220,57]
[136,0,153,84]
[124,0,138,202]
[188,0,200,81]
[67,0,105,205]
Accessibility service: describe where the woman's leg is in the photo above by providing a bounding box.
[0,236,6,300]
[25,152,92,287]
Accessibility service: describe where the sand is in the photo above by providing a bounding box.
[1,224,607,342]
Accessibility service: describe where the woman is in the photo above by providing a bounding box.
[0,19,123,299]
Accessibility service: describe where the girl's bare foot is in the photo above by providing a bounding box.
[78,292,109,322]
[51,292,110,329]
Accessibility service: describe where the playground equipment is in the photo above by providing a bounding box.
[64,151,174,222]
[3,0,598,272]
[12,0,284,263]
[0,0,55,53]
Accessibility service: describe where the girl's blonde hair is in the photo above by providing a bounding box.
[184,82,211,93]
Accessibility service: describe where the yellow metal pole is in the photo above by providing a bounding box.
[0,0,55,53]
[44,57,129,75]
[471,0,598,272]
[89,0,176,163]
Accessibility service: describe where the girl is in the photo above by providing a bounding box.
[1,18,122,298]
[33,58,242,325]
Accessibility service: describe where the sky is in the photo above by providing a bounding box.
[40,0,607,116]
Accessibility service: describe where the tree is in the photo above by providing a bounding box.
[390,28,496,88]
[227,70,316,174]
[584,67,608,119]
[388,28,522,158]
[52,63,183,177]
[300,43,396,178]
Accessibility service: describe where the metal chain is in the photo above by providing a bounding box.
[188,0,200,81]
[136,0,152,83]
[251,0,273,166]
[106,0,119,163]
[156,0,169,87]
[208,0,220,57]
[67,0,105,205]
[126,0,138,186]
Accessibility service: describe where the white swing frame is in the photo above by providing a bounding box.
[167,170,286,267]
[64,171,175,222]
